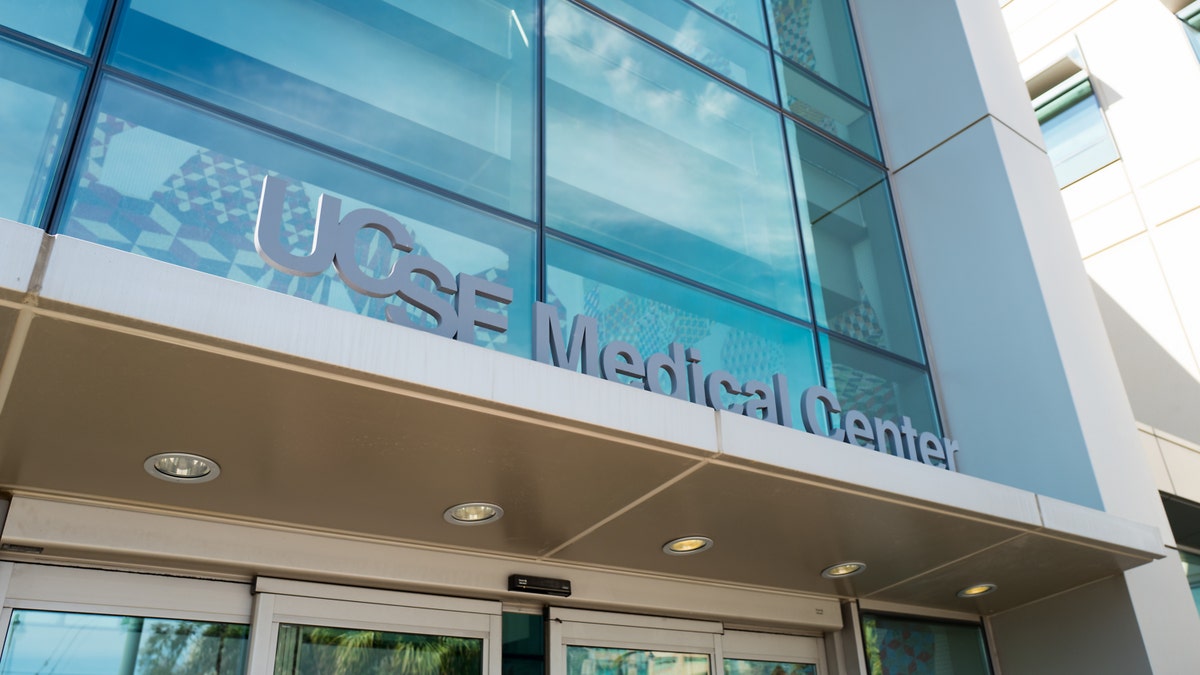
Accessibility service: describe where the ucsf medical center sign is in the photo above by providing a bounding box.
[255,176,958,471]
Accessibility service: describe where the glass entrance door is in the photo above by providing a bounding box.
[549,609,824,675]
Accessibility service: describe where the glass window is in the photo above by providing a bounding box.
[1181,549,1200,620]
[545,0,809,320]
[568,646,709,675]
[547,237,820,425]
[725,658,815,675]
[0,0,107,53]
[109,0,537,218]
[274,623,481,675]
[1035,77,1119,187]
[766,0,867,103]
[1180,3,1200,60]
[689,0,767,43]
[0,37,86,228]
[788,121,922,362]
[503,613,545,675]
[0,609,248,674]
[57,77,535,357]
[580,0,776,99]
[821,334,941,447]
[778,57,879,158]
[861,613,992,675]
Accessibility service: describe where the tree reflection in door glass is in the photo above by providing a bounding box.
[723,658,816,675]
[0,609,248,674]
[274,625,482,675]
[566,646,709,675]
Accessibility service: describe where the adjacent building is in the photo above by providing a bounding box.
[0,0,1195,673]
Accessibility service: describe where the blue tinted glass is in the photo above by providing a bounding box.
[789,121,921,362]
[581,0,775,99]
[0,37,85,228]
[821,333,940,449]
[1181,549,1200,619]
[547,237,820,426]
[778,57,878,158]
[58,78,535,357]
[766,0,867,103]
[0,0,106,53]
[110,0,537,219]
[861,614,992,675]
[545,0,809,320]
[690,0,767,42]
[0,610,247,675]
[1036,80,1118,187]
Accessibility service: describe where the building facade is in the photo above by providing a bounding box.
[0,0,1194,673]
[1004,0,1200,621]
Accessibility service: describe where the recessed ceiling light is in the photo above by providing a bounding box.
[443,502,504,525]
[957,583,997,598]
[663,536,713,555]
[144,453,220,483]
[821,561,867,578]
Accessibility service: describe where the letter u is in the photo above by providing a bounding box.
[254,175,339,276]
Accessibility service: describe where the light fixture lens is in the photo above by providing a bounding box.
[821,562,867,578]
[957,583,997,598]
[444,502,503,525]
[663,536,713,555]
[144,453,220,483]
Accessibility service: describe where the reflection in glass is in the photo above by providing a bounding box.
[547,237,820,424]
[0,38,85,228]
[0,0,107,53]
[502,613,545,675]
[58,78,535,357]
[0,609,247,675]
[766,0,866,103]
[689,0,767,43]
[788,122,921,362]
[275,624,482,675]
[567,646,709,675]
[777,58,878,158]
[1035,79,1118,187]
[1181,549,1200,619]
[582,0,776,99]
[861,614,992,675]
[821,334,941,449]
[724,658,815,675]
[110,0,537,218]
[545,0,808,319]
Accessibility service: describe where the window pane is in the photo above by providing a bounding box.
[546,0,809,319]
[690,0,767,43]
[778,57,879,158]
[0,610,247,674]
[1036,80,1118,187]
[568,646,709,675]
[110,0,537,218]
[822,334,941,448]
[861,614,992,675]
[766,0,867,103]
[0,0,106,53]
[789,122,922,362]
[275,624,481,675]
[503,613,545,675]
[582,0,776,99]
[1181,549,1200,619]
[0,38,85,228]
[547,237,820,426]
[58,78,535,357]
[725,658,816,675]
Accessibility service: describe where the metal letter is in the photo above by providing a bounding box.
[254,175,338,276]
[800,386,846,442]
[773,373,792,428]
[644,343,689,399]
[601,341,646,386]
[942,437,960,472]
[918,431,944,466]
[455,273,513,344]
[387,254,457,338]
[705,371,744,415]
[742,380,776,423]
[842,410,875,448]
[533,302,599,376]
[332,208,416,297]
[873,418,903,457]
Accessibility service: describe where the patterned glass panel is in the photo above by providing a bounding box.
[861,614,992,675]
